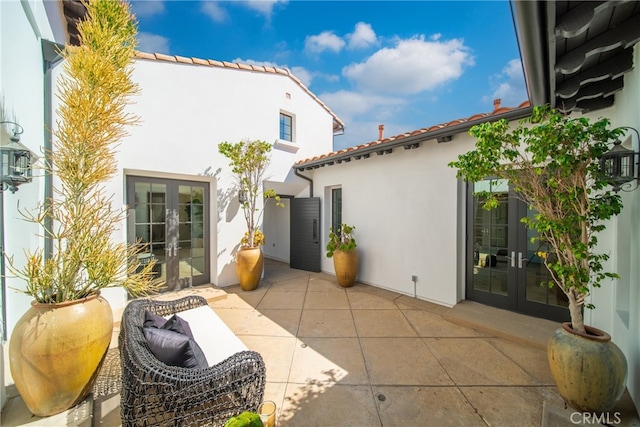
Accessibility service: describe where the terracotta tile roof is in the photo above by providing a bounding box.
[134,51,345,134]
[295,100,532,170]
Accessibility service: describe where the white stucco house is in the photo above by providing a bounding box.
[2,0,639,417]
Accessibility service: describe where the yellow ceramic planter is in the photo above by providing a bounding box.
[547,322,627,412]
[333,249,359,287]
[9,293,113,416]
[236,246,264,291]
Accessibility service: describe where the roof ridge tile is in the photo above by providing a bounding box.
[295,101,531,167]
[133,50,344,132]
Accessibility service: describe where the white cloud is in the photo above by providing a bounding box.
[485,58,528,107]
[305,31,346,54]
[291,66,313,87]
[131,1,165,18]
[232,58,278,67]
[201,1,228,23]
[137,32,170,54]
[242,0,288,18]
[342,35,474,95]
[347,22,378,50]
[319,90,405,122]
[503,58,523,79]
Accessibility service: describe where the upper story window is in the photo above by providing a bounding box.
[279,113,293,142]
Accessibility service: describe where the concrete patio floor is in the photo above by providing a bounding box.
[3,259,640,426]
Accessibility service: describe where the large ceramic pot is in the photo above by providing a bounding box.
[236,246,264,291]
[333,249,359,287]
[9,293,113,416]
[547,322,627,413]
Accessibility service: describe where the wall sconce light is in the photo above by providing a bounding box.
[0,121,38,193]
[599,126,639,192]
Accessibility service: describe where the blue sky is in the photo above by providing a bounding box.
[131,0,528,150]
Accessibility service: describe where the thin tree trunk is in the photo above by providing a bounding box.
[567,286,586,334]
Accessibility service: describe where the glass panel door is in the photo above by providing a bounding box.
[128,176,209,293]
[467,180,569,321]
[177,184,207,285]
[517,204,569,319]
[471,179,510,296]
[133,181,168,285]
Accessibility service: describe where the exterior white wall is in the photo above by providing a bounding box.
[73,58,336,305]
[306,48,640,411]
[1,0,66,411]
[263,198,291,262]
[580,44,640,411]
[308,134,476,307]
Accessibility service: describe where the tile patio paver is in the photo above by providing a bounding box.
[280,384,380,427]
[401,308,482,337]
[288,337,368,385]
[424,337,540,386]
[374,386,486,427]
[359,337,454,386]
[352,309,418,337]
[302,291,350,310]
[298,309,357,338]
[346,290,399,310]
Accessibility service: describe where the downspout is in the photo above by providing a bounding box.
[294,168,313,197]
[510,0,550,106]
[42,40,65,261]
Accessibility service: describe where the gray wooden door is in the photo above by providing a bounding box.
[290,197,321,272]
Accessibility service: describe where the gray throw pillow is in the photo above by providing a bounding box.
[143,317,208,368]
[143,310,167,329]
[163,314,195,340]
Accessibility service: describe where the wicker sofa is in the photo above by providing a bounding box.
[119,296,266,426]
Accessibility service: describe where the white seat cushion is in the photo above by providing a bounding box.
[167,305,248,366]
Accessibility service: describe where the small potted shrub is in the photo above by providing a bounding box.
[218,139,283,290]
[326,224,358,287]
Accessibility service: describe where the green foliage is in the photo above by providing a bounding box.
[8,0,161,303]
[449,106,624,332]
[218,139,284,248]
[224,411,263,427]
[326,224,357,258]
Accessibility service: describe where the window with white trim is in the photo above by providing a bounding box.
[279,112,293,142]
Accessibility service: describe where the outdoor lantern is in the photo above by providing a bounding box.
[600,126,640,192]
[0,121,38,193]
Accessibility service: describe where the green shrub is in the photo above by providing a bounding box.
[326,224,357,258]
[224,412,262,427]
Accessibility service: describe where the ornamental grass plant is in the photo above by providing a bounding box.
[8,0,161,303]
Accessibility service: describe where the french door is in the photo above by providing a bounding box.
[466,180,569,321]
[127,176,210,292]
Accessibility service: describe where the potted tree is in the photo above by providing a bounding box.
[449,106,627,412]
[326,224,358,287]
[8,0,159,417]
[218,139,283,291]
